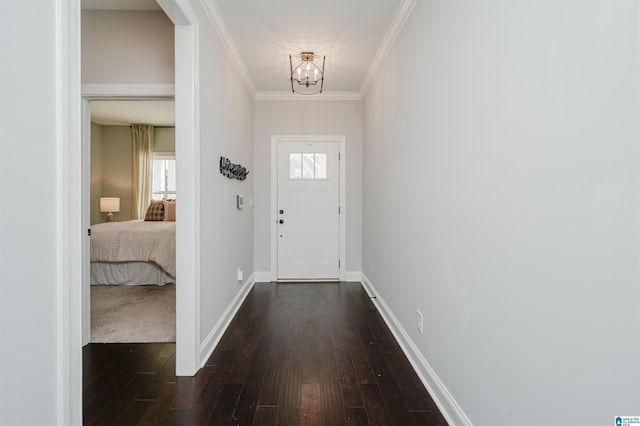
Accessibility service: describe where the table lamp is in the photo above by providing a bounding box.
[100,197,120,222]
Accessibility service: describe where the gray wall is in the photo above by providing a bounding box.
[90,122,103,225]
[253,100,363,275]
[1,1,61,423]
[82,10,174,84]
[190,0,254,342]
[362,1,640,425]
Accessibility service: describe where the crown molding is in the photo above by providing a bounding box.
[359,0,417,98]
[201,0,256,97]
[81,83,175,98]
[254,91,362,101]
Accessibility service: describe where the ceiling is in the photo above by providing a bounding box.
[84,0,415,123]
[214,0,405,96]
[90,100,175,126]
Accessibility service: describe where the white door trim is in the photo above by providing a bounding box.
[56,1,82,424]
[270,135,346,281]
[61,1,200,423]
[79,3,201,377]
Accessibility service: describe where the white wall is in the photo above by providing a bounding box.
[186,1,255,344]
[0,1,62,423]
[362,1,640,425]
[82,10,174,84]
[253,100,363,276]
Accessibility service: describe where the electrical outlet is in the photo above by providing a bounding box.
[416,310,423,334]
[237,268,243,282]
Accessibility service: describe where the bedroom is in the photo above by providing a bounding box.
[89,100,177,343]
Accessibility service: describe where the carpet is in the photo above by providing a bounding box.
[90,284,176,343]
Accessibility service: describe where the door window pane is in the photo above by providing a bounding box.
[289,153,302,179]
[302,153,315,179]
[289,152,329,180]
[314,153,327,179]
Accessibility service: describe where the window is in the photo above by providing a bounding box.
[289,152,327,180]
[151,153,176,200]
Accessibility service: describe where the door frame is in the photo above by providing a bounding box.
[59,1,200,423]
[270,135,346,281]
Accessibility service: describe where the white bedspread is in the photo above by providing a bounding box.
[90,220,176,278]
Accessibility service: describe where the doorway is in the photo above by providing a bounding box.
[271,135,347,281]
[86,99,176,343]
[277,140,340,279]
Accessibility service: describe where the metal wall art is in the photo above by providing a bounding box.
[219,156,249,181]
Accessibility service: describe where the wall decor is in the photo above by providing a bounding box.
[219,156,249,181]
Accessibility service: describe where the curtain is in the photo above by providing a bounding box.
[131,124,154,219]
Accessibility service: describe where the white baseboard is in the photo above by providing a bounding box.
[255,270,362,282]
[199,273,256,367]
[360,273,473,426]
[254,271,273,282]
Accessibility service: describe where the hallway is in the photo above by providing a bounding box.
[83,282,447,425]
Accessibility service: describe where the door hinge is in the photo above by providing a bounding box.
[338,260,341,268]
[338,152,341,161]
[338,206,341,215]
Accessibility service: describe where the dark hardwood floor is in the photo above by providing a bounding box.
[83,282,448,425]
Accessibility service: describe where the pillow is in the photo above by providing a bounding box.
[163,200,176,221]
[144,200,165,221]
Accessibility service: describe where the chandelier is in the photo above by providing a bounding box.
[289,52,325,95]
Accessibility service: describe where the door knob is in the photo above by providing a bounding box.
[279,219,284,224]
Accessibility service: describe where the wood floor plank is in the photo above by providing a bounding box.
[332,325,364,408]
[344,407,370,426]
[360,383,394,426]
[171,365,215,409]
[300,383,322,426]
[253,406,279,425]
[366,348,417,426]
[343,325,377,384]
[206,383,242,426]
[83,282,448,426]
[230,346,270,425]
[192,349,236,425]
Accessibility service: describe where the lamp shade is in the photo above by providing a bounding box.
[100,197,120,213]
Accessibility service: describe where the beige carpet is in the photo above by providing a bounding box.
[90,284,176,343]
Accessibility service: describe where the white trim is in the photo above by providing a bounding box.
[199,273,256,366]
[79,2,200,377]
[200,0,256,97]
[81,100,91,346]
[359,0,417,98]
[360,273,472,426]
[254,91,362,102]
[56,0,82,424]
[81,83,175,98]
[172,3,201,376]
[270,135,347,281]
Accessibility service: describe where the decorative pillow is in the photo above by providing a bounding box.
[144,200,165,221]
[163,200,176,221]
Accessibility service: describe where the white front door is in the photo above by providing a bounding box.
[277,140,340,280]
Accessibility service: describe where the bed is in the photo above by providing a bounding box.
[90,220,176,285]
